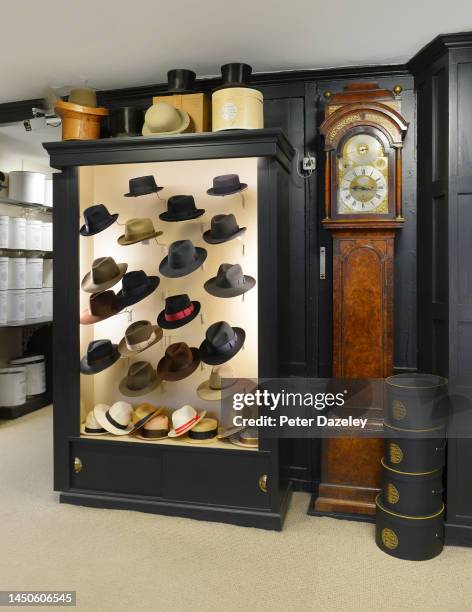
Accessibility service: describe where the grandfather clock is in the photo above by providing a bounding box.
[314,83,408,518]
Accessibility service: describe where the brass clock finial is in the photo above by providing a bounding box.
[323,91,332,100]
[393,84,403,96]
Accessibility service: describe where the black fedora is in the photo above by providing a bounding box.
[214,63,253,91]
[157,294,201,330]
[206,174,248,196]
[203,214,246,244]
[80,339,120,375]
[124,175,163,197]
[116,270,160,307]
[199,321,245,365]
[80,204,118,236]
[167,69,196,93]
[159,240,207,278]
[159,195,205,222]
[108,107,144,137]
[204,263,255,298]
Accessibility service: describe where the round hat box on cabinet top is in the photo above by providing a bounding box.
[384,422,446,473]
[375,494,444,561]
[212,87,263,131]
[0,215,9,248]
[10,355,46,396]
[0,367,27,407]
[8,171,46,205]
[0,290,7,325]
[0,257,8,291]
[8,217,26,250]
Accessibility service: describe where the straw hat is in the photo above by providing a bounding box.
[130,403,163,433]
[134,413,169,440]
[94,401,134,435]
[168,405,206,438]
[183,417,219,444]
[80,410,107,436]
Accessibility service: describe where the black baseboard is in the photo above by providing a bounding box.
[445,522,472,547]
[0,393,51,420]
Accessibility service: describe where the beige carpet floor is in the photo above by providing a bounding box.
[1,406,472,612]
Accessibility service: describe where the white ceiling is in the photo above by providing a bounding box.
[2,0,472,103]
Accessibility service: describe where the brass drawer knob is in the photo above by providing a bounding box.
[73,457,83,474]
[259,474,268,493]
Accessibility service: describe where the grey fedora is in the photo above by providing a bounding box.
[199,321,245,365]
[204,263,255,298]
[203,214,246,244]
[159,240,207,278]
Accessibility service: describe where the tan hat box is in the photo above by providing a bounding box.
[212,87,263,131]
[152,93,210,133]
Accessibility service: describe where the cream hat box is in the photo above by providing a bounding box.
[212,87,263,131]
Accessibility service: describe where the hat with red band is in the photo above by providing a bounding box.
[168,405,206,438]
[157,294,201,330]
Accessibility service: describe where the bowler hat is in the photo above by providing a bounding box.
[124,175,163,197]
[81,257,128,293]
[115,270,160,308]
[117,218,163,245]
[118,320,163,357]
[80,204,118,236]
[168,404,206,438]
[206,174,248,196]
[199,321,245,365]
[157,294,200,329]
[134,413,169,440]
[159,195,205,222]
[159,240,207,278]
[119,361,161,397]
[203,214,246,244]
[80,290,122,325]
[142,102,190,136]
[80,339,120,375]
[108,107,144,138]
[204,263,255,298]
[94,401,134,435]
[167,69,196,93]
[157,342,200,382]
[214,63,253,91]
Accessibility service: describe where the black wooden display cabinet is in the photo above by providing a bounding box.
[43,129,294,530]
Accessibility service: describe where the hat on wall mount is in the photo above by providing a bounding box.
[142,102,190,136]
[206,174,248,196]
[119,361,161,397]
[129,403,164,434]
[80,290,122,325]
[117,218,163,245]
[124,175,163,197]
[166,69,196,93]
[115,270,160,308]
[197,364,256,402]
[159,195,205,222]
[159,239,207,278]
[204,263,255,298]
[118,320,163,357]
[134,413,169,440]
[80,410,108,436]
[213,63,253,91]
[184,417,219,444]
[80,339,120,375]
[168,404,206,438]
[157,294,200,330]
[203,214,246,244]
[157,342,200,382]
[94,401,134,436]
[199,321,245,365]
[80,204,118,236]
[81,256,127,293]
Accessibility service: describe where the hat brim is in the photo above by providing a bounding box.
[129,406,164,433]
[115,276,160,308]
[199,328,245,366]
[203,276,256,298]
[228,432,259,448]
[80,346,120,375]
[183,433,218,444]
[80,213,119,236]
[124,186,164,197]
[168,410,206,438]
[159,209,205,222]
[133,430,169,441]
[118,325,163,357]
[157,347,200,382]
[94,403,134,436]
[217,425,247,440]
[197,377,257,402]
[80,301,123,325]
[157,301,200,330]
[117,230,163,246]
[81,263,128,293]
[203,227,246,244]
[118,374,161,398]
[206,183,248,196]
[80,422,108,436]
[142,109,190,136]
[159,247,207,278]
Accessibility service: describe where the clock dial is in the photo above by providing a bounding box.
[340,166,387,212]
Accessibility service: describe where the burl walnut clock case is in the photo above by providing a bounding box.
[314,83,409,518]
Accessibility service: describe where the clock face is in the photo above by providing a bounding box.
[337,133,389,214]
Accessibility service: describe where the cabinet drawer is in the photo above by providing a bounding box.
[70,441,162,497]
[162,449,272,510]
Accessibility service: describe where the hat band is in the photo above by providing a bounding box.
[88,352,114,366]
[126,330,156,351]
[124,282,150,297]
[210,378,236,391]
[218,276,244,288]
[208,334,237,355]
[105,409,129,430]
[175,413,200,435]
[85,425,107,434]
[141,428,168,439]
[188,427,218,440]
[165,304,194,322]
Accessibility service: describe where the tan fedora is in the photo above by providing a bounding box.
[119,361,161,397]
[81,256,127,293]
[142,102,190,136]
[130,403,163,433]
[184,417,219,444]
[117,218,163,246]
[118,320,163,357]
[134,413,169,440]
[197,364,256,401]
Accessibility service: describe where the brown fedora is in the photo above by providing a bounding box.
[119,361,161,397]
[81,256,127,293]
[157,342,200,382]
[118,320,163,357]
[117,218,163,246]
[80,290,122,325]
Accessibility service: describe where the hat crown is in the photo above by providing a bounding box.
[133,402,157,422]
[125,320,153,344]
[215,263,244,289]
[87,339,114,363]
[145,102,185,132]
[91,257,120,284]
[167,69,196,91]
[209,364,235,390]
[165,342,193,371]
[206,321,236,349]
[84,204,111,229]
[210,214,239,238]
[85,411,102,429]
[166,195,197,216]
[121,270,150,296]
[165,294,192,314]
[144,413,168,431]
[172,404,198,429]
[124,217,155,240]
[127,361,156,390]
[108,401,133,426]
[212,174,242,194]
[127,175,158,195]
[168,240,198,269]
[220,63,252,85]
[89,290,115,316]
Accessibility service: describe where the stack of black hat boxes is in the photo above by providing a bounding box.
[376,373,448,561]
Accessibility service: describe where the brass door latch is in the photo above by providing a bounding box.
[73,457,83,474]
[259,474,268,493]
